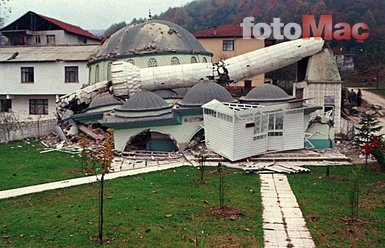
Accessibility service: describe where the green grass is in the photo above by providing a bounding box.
[367,88,385,97]
[0,167,263,247]
[0,140,83,190]
[288,165,385,248]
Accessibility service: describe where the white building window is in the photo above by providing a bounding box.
[171,57,180,65]
[190,56,197,63]
[107,62,112,81]
[65,66,79,83]
[46,35,55,44]
[21,67,34,83]
[202,57,208,63]
[254,115,268,134]
[29,99,48,115]
[223,40,234,51]
[95,65,100,82]
[148,58,158,67]
[127,59,135,65]
[35,36,41,44]
[0,99,12,112]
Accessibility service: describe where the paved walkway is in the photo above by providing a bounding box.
[0,162,184,200]
[260,174,316,248]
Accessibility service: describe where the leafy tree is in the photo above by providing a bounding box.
[355,112,383,170]
[103,21,126,38]
[0,0,11,28]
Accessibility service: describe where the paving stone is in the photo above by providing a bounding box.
[260,174,316,248]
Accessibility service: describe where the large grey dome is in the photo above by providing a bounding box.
[88,92,122,110]
[97,20,210,58]
[119,91,171,112]
[240,83,295,102]
[180,82,236,107]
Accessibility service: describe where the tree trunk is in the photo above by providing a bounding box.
[98,173,105,244]
[365,154,368,172]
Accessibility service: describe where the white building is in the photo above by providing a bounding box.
[0,11,100,122]
[0,45,99,121]
[202,99,307,161]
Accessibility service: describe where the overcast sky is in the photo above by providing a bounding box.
[3,0,193,30]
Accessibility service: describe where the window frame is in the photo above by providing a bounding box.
[29,99,49,115]
[46,35,56,44]
[64,66,79,83]
[0,99,12,112]
[21,67,34,83]
[223,40,235,51]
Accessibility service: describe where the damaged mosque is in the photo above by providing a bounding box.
[57,19,342,162]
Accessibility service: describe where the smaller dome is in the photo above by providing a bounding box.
[88,92,122,110]
[240,83,295,102]
[120,91,171,111]
[180,82,236,107]
[152,89,179,99]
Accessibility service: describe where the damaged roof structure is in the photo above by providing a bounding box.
[54,19,342,163]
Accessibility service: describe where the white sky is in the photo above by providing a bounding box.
[3,0,193,30]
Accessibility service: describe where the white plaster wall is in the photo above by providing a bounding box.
[1,95,57,121]
[114,117,203,152]
[0,62,87,95]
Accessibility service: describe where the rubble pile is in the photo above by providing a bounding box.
[40,122,106,154]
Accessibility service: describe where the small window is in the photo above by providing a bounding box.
[107,62,112,81]
[171,57,180,65]
[78,36,87,44]
[95,65,100,82]
[0,99,12,112]
[127,59,135,65]
[65,66,79,83]
[148,58,158,67]
[21,67,34,83]
[46,35,55,44]
[190,56,197,63]
[223,40,234,51]
[202,57,208,63]
[29,99,48,115]
[275,113,284,130]
[35,36,41,44]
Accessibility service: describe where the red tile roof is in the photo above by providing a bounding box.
[37,13,100,41]
[193,23,244,38]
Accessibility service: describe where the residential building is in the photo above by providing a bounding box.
[0,11,100,122]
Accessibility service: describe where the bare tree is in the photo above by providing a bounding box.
[0,112,20,143]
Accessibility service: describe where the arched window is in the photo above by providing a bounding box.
[95,64,100,82]
[148,58,158,67]
[171,57,180,65]
[127,59,135,65]
[190,56,197,63]
[202,57,208,63]
[107,62,112,81]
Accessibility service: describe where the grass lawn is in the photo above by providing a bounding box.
[288,165,385,248]
[0,140,83,190]
[0,167,263,247]
[367,88,385,98]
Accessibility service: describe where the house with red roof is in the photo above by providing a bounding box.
[0,12,100,139]
[0,11,100,46]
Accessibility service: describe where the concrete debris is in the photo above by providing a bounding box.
[240,162,310,174]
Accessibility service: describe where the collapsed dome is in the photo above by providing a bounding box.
[240,83,295,103]
[87,92,122,110]
[97,20,210,58]
[180,82,236,107]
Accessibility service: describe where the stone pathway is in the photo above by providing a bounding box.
[260,174,316,248]
[0,162,185,200]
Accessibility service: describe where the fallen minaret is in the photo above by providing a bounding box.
[56,38,324,119]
